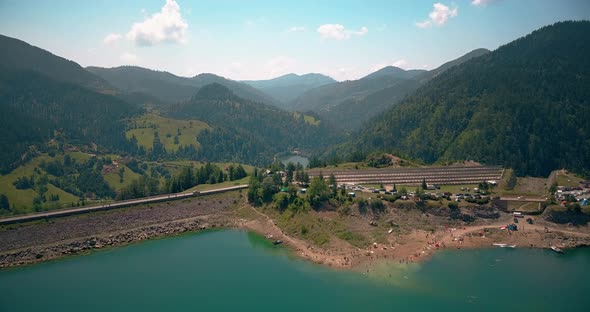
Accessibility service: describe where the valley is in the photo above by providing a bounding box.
[0,17,589,280]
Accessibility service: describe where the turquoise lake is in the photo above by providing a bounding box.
[1,230,589,311]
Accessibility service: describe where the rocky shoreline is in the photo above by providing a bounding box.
[2,192,590,270]
[0,193,239,269]
[0,217,232,269]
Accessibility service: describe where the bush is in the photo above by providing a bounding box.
[338,204,352,216]
[356,198,368,214]
[370,198,386,214]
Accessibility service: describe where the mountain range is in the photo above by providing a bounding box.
[348,21,590,177]
[286,48,490,130]
[1,20,589,178]
[243,73,336,106]
[86,66,277,106]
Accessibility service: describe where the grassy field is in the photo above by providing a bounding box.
[436,184,480,194]
[555,171,584,187]
[292,112,320,126]
[499,177,550,198]
[103,164,142,190]
[506,201,542,212]
[0,153,145,213]
[264,206,370,247]
[0,155,56,212]
[126,113,210,152]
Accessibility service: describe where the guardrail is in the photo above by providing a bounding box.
[0,184,248,225]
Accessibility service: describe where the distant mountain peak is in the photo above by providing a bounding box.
[361,66,426,81]
[194,82,235,100]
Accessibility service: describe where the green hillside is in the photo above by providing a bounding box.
[353,21,590,177]
[0,34,111,91]
[169,83,343,165]
[0,68,141,173]
[126,113,210,152]
[288,49,489,131]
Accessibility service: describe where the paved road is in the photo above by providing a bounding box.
[0,184,248,225]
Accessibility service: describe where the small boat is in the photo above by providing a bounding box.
[550,246,563,254]
[493,243,507,247]
[273,240,283,245]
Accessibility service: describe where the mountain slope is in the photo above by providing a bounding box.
[315,49,489,130]
[354,21,590,176]
[243,73,336,105]
[87,66,277,105]
[168,83,341,165]
[0,68,140,173]
[362,66,426,81]
[0,34,111,91]
[287,70,413,113]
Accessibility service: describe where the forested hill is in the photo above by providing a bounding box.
[243,73,337,106]
[168,83,342,165]
[0,34,111,91]
[353,21,590,177]
[287,49,489,131]
[0,68,141,173]
[326,49,490,130]
[87,66,277,106]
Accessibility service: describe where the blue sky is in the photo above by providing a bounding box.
[1,0,589,81]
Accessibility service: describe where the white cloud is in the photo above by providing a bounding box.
[415,20,432,29]
[120,52,139,64]
[317,24,368,40]
[371,59,410,72]
[392,59,409,69]
[103,33,122,45]
[430,3,458,25]
[127,0,188,46]
[287,26,305,33]
[264,56,297,78]
[416,3,458,28]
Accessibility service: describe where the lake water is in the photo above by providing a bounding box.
[1,230,589,311]
[281,155,309,168]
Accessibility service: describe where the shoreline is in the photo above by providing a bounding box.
[239,214,590,271]
[1,195,590,270]
[2,218,589,271]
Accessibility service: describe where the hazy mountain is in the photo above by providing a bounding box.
[86,66,278,106]
[296,49,489,131]
[352,21,590,176]
[168,83,342,165]
[287,69,414,113]
[0,34,111,91]
[361,66,426,81]
[323,49,490,130]
[243,73,336,105]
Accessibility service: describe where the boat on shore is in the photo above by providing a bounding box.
[550,246,564,254]
[273,240,283,245]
